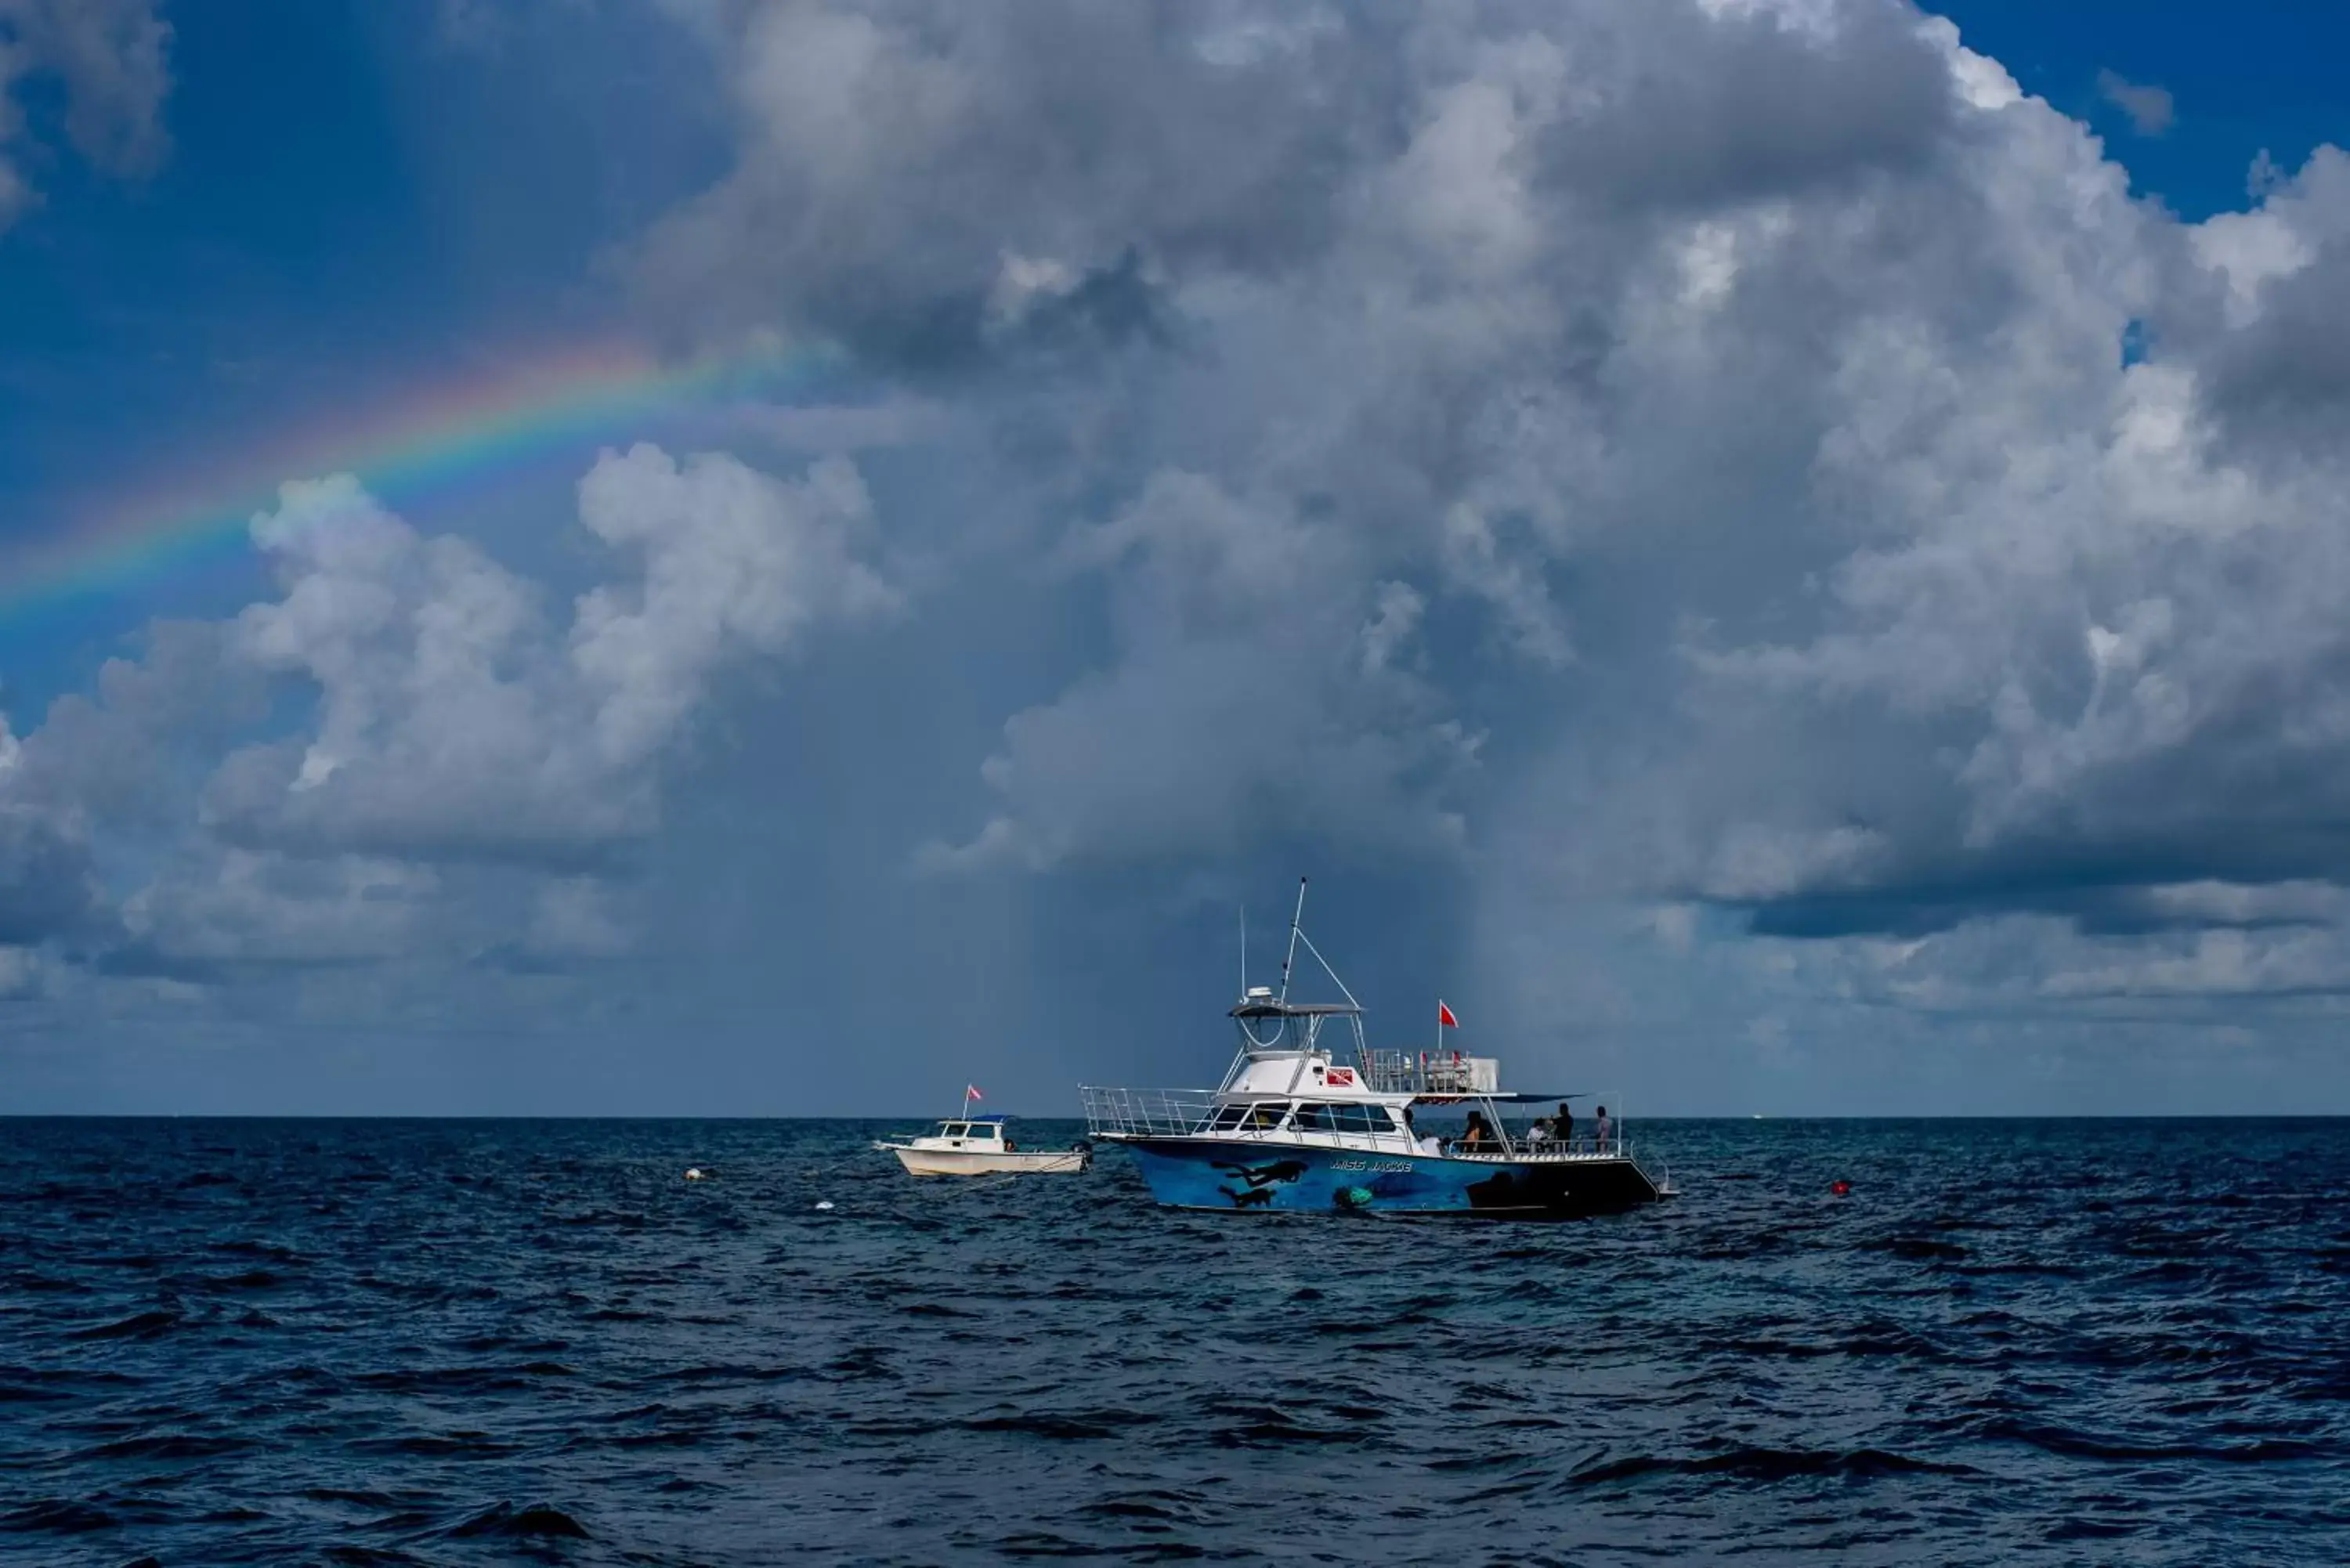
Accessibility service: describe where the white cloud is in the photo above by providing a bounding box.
[120,849,441,970]
[572,444,902,767]
[1438,504,1573,670]
[0,709,110,948]
[0,945,42,1000]
[1358,580,1425,676]
[0,0,172,231]
[203,449,898,864]
[1703,825,1890,903]
[2095,68,2174,138]
[525,876,631,960]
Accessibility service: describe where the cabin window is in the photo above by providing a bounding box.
[942,1124,968,1138]
[1244,1103,1291,1130]
[967,1125,998,1140]
[1209,1106,1249,1132]
[1289,1102,1390,1133]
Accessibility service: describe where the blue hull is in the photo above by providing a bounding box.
[1120,1139,1659,1216]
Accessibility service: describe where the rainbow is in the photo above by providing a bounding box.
[0,334,844,623]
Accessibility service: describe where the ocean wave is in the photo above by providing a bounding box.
[0,1116,2341,1563]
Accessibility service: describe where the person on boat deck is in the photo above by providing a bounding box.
[1459,1111,1496,1149]
[1528,1116,1554,1145]
[1557,1102,1574,1150]
[1594,1105,1611,1151]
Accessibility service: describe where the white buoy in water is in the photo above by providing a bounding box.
[685,1167,706,1181]
[815,1200,835,1211]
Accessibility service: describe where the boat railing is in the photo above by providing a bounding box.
[1079,1086,1223,1140]
[1480,1142,1638,1165]
[1359,1048,1499,1095]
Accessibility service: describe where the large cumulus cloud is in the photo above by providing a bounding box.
[627,0,2350,1021]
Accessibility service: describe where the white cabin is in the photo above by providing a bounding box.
[913,1118,1010,1151]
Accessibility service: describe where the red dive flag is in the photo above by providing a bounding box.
[966,1084,983,1101]
[1437,1002,1459,1029]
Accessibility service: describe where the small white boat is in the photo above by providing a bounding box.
[876,1093,1091,1177]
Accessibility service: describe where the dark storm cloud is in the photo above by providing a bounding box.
[620,2,2350,1011]
[631,0,1407,364]
[1534,0,1958,211]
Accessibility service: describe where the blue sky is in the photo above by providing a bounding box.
[5,1,2350,1115]
[1936,0,2348,216]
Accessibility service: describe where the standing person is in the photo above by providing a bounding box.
[1556,1101,1574,1151]
[1594,1104,1611,1153]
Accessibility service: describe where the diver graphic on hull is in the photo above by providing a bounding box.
[1213,1158,1308,1208]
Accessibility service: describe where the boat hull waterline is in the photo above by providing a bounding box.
[1124,1139,1660,1216]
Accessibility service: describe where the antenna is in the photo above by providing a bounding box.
[1278,877,1307,1003]
[1238,905,1248,997]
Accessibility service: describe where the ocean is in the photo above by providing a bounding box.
[1,1117,2344,1565]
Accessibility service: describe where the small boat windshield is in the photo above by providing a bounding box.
[936,1122,1001,1140]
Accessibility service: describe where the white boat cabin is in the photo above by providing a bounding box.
[915,1117,1018,1151]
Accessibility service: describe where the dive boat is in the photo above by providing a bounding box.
[877,1091,1093,1176]
[1079,884,1670,1216]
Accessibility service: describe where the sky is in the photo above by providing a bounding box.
[4,0,2350,1116]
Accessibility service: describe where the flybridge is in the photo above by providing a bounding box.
[1219,883,1504,1101]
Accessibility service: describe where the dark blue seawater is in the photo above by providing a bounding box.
[2,1118,2346,1566]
